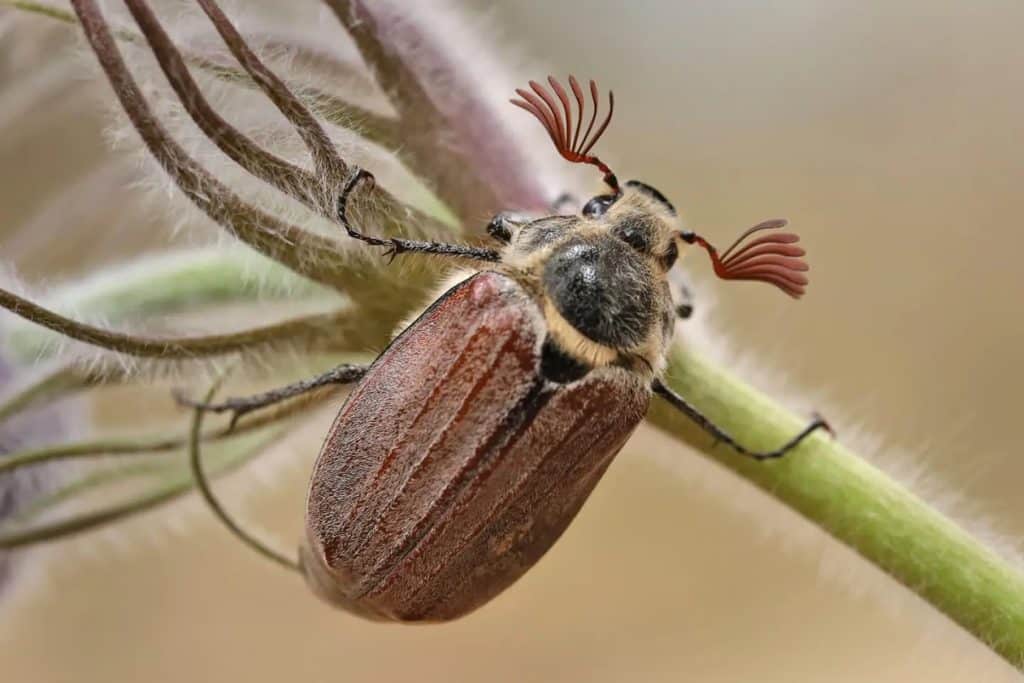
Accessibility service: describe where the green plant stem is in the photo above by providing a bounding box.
[648,345,1024,669]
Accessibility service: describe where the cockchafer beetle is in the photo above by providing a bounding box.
[186,76,830,622]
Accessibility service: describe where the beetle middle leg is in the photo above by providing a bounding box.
[176,363,369,430]
[338,168,502,263]
[651,378,832,460]
[186,380,300,572]
[670,278,694,320]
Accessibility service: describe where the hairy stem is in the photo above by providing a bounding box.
[2,247,328,361]
[7,0,453,317]
[10,460,170,525]
[0,286,351,359]
[193,0,347,193]
[323,0,550,222]
[0,427,279,549]
[0,380,343,476]
[125,0,324,208]
[0,364,105,422]
[2,0,402,146]
[648,345,1024,668]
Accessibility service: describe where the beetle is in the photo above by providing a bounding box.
[186,76,830,622]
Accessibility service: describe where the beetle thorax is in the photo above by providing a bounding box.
[501,187,682,376]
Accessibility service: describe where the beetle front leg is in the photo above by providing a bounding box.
[338,168,502,263]
[175,363,369,430]
[651,378,832,460]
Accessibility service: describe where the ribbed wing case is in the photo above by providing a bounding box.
[302,272,649,621]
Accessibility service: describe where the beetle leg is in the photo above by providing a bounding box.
[651,378,833,461]
[675,303,694,320]
[670,278,694,320]
[186,379,301,571]
[175,363,369,431]
[338,168,502,262]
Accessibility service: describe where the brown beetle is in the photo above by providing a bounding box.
[188,76,829,622]
[301,271,648,620]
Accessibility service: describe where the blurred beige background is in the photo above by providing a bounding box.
[2,0,1024,681]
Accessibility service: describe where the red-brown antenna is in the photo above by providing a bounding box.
[511,75,620,193]
[683,220,810,298]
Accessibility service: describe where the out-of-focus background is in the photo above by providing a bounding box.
[2,1,1023,681]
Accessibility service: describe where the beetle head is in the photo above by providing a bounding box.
[579,181,682,273]
[512,75,813,299]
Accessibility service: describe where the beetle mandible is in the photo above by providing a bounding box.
[186,75,830,622]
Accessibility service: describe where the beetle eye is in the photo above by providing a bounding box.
[612,221,651,252]
[581,194,618,218]
[661,240,679,269]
